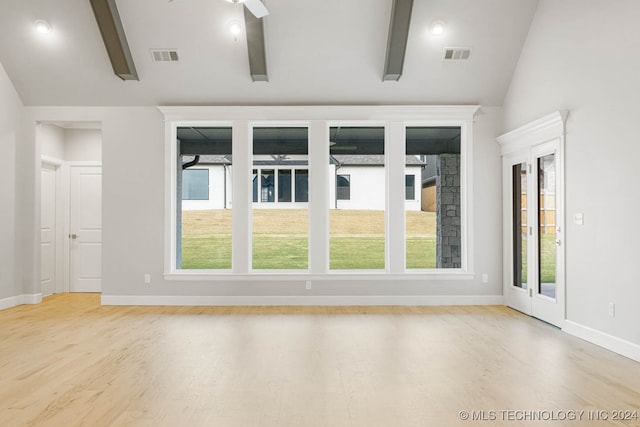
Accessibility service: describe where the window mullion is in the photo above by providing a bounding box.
[232,121,251,273]
[387,122,406,273]
[308,121,329,273]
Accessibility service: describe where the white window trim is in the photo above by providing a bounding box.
[160,106,479,281]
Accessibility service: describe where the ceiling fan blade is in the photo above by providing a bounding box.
[244,0,269,18]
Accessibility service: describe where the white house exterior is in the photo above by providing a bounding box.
[181,156,232,211]
[329,155,423,211]
[182,155,424,211]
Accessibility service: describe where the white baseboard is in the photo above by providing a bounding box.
[563,320,640,363]
[101,294,504,306]
[0,295,19,311]
[20,293,43,304]
[0,293,43,311]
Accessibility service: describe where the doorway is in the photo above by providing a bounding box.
[38,122,102,295]
[499,112,566,327]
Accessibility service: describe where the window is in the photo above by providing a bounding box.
[405,175,415,200]
[182,169,209,200]
[295,170,309,202]
[166,106,475,277]
[278,170,292,202]
[405,126,462,269]
[329,126,385,270]
[260,169,275,202]
[252,127,309,269]
[252,169,258,202]
[177,127,232,270]
[336,174,350,200]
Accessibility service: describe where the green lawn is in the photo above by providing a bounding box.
[539,233,557,283]
[181,209,438,270]
[519,233,557,285]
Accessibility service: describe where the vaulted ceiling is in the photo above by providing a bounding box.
[0,0,539,106]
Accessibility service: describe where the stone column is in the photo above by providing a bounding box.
[436,154,461,268]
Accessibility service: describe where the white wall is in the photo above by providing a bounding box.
[333,165,422,211]
[39,124,65,160]
[0,61,22,301]
[39,125,101,162]
[64,128,102,162]
[503,0,640,345]
[20,106,503,302]
[472,107,504,296]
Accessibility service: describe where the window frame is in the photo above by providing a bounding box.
[161,107,477,280]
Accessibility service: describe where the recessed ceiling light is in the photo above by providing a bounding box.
[228,21,243,36]
[35,19,52,34]
[429,20,446,36]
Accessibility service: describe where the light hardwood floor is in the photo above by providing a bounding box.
[1,294,639,427]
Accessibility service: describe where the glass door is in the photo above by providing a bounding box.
[503,140,563,326]
[504,154,532,315]
[513,161,527,292]
[530,142,563,326]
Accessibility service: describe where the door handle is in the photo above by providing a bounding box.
[69,234,78,240]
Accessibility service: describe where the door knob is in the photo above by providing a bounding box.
[69,234,78,239]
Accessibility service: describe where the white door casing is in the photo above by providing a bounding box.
[498,112,566,328]
[40,164,57,297]
[70,166,102,292]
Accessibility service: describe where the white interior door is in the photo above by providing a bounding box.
[70,166,102,292]
[40,164,57,297]
[503,139,564,327]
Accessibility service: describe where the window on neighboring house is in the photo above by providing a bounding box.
[252,169,258,202]
[182,168,209,200]
[278,170,292,202]
[405,175,415,200]
[261,169,275,202]
[295,170,309,202]
[336,174,350,200]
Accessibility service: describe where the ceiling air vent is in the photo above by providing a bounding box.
[150,49,179,62]
[444,48,471,61]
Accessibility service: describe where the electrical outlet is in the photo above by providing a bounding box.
[144,273,151,284]
[305,281,312,290]
[482,274,488,283]
[574,213,584,225]
[608,302,615,317]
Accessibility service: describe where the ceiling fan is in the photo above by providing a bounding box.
[169,0,269,19]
